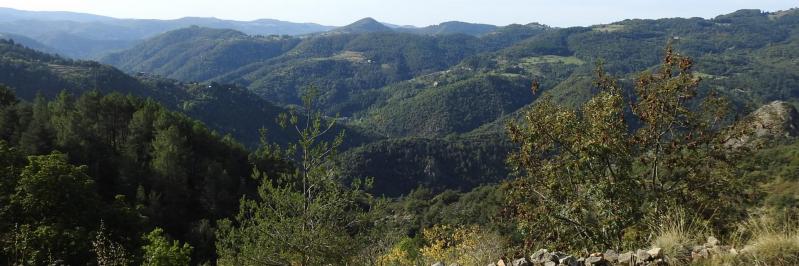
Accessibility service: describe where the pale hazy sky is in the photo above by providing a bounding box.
[1,0,796,27]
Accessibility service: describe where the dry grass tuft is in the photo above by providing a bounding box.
[650,211,707,263]
[735,214,799,265]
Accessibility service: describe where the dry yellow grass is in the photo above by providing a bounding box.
[650,211,707,263]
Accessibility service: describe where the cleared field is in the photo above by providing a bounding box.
[520,55,585,66]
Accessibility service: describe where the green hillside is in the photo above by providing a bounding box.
[102,9,799,141]
[91,9,799,199]
[0,39,317,146]
[102,28,511,115]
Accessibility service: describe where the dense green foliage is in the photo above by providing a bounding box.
[0,85,290,264]
[339,137,511,196]
[1,151,133,265]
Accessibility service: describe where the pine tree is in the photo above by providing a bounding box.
[18,94,54,154]
[216,88,384,265]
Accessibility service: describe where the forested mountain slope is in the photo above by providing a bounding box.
[0,39,365,146]
[0,84,292,264]
[102,9,799,141]
[101,24,550,115]
[10,8,799,197]
[91,9,799,198]
[360,8,799,138]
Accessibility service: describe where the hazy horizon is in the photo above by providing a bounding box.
[1,0,797,27]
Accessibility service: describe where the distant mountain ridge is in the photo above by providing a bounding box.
[0,7,113,22]
[0,7,534,59]
[0,7,335,59]
[400,21,499,36]
[0,32,56,53]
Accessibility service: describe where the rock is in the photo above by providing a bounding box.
[543,261,556,266]
[618,251,634,264]
[727,101,799,147]
[751,101,799,137]
[584,255,606,265]
[636,249,652,262]
[646,259,668,266]
[699,248,709,258]
[647,247,663,259]
[604,250,618,262]
[432,262,444,266]
[513,258,531,266]
[531,249,549,262]
[692,247,711,262]
[552,252,569,261]
[544,252,558,263]
[558,255,576,265]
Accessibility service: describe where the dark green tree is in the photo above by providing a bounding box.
[3,153,101,264]
[18,94,54,155]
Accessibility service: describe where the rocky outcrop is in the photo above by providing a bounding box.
[425,236,747,266]
[727,101,799,147]
[749,101,799,138]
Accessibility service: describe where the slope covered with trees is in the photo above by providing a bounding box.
[0,38,377,147]
[91,9,799,201]
[101,24,550,115]
[100,9,799,142]
[0,85,292,264]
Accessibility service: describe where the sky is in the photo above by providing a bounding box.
[0,0,797,27]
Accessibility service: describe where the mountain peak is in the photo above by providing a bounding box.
[354,17,380,24]
[333,17,393,33]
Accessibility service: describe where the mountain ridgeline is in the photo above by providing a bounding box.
[101,9,799,139]
[0,7,528,59]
